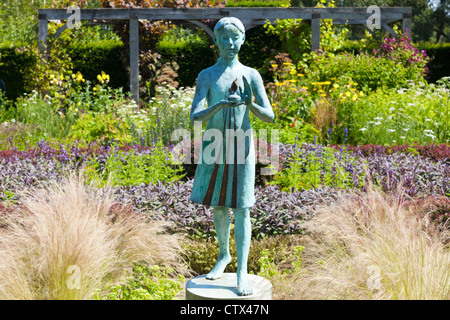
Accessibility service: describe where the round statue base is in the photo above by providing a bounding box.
[185,273,272,300]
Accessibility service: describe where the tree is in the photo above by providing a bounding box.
[433,0,449,42]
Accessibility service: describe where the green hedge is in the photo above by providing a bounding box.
[417,42,450,83]
[157,40,217,87]
[68,40,128,90]
[337,40,450,84]
[239,26,283,72]
[0,43,36,101]
[157,25,282,87]
[0,40,128,102]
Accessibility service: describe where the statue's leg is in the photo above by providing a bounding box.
[233,207,253,296]
[206,206,232,280]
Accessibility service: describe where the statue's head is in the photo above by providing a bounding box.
[213,17,246,60]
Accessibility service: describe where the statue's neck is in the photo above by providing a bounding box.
[218,56,240,69]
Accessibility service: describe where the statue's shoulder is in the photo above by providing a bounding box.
[196,65,218,84]
[242,65,263,84]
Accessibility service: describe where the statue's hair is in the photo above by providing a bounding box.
[213,17,245,36]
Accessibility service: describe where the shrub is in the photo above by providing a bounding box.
[0,45,36,101]
[70,112,132,145]
[68,40,128,91]
[96,262,185,300]
[373,31,430,83]
[13,91,78,140]
[417,42,450,83]
[238,26,283,72]
[126,84,194,147]
[157,30,216,88]
[336,80,449,146]
[277,143,450,197]
[330,143,450,163]
[272,144,365,192]
[264,0,348,63]
[84,142,185,187]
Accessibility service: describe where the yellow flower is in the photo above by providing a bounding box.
[298,73,304,77]
[101,72,110,82]
[352,94,358,101]
[271,64,278,68]
[333,83,339,89]
[97,74,103,82]
[321,93,326,97]
[289,69,297,75]
[93,87,98,92]
[359,91,364,97]
[345,91,351,97]
[287,79,297,83]
[60,75,65,81]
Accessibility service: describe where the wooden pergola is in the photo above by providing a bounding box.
[38,7,412,102]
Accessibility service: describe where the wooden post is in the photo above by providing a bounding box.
[311,13,320,51]
[402,12,412,37]
[38,14,48,57]
[129,15,139,102]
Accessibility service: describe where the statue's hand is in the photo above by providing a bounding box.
[219,99,243,108]
[241,76,253,107]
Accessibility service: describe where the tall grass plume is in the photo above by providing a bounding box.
[279,185,450,300]
[0,174,184,300]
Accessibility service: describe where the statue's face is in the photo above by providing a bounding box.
[214,24,245,60]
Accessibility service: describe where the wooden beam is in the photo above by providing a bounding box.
[38,7,411,22]
[402,12,412,37]
[38,14,48,56]
[311,13,320,51]
[129,15,139,102]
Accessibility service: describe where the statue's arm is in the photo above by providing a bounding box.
[246,69,274,123]
[190,70,235,124]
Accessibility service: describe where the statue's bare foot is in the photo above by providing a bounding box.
[206,254,231,280]
[236,273,253,296]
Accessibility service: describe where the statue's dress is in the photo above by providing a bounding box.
[190,93,255,209]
